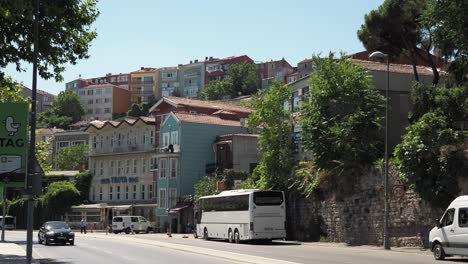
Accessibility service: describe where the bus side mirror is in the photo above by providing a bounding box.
[435,218,441,229]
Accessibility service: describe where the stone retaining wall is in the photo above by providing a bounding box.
[287,168,444,247]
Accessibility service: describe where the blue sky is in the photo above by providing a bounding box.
[4,0,384,95]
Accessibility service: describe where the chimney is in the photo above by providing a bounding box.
[190,61,192,64]
[141,67,144,70]
[194,59,198,63]
[209,56,213,60]
[205,57,208,60]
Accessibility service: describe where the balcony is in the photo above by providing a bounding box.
[132,80,142,85]
[156,144,180,154]
[90,144,155,156]
[205,162,233,175]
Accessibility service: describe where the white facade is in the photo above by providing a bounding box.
[86,117,155,205]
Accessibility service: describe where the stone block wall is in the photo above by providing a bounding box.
[287,168,444,247]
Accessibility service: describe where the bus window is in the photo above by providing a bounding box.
[254,191,283,206]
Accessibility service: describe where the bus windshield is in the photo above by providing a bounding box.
[253,191,283,206]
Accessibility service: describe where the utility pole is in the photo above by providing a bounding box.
[26,0,40,263]
[1,177,9,242]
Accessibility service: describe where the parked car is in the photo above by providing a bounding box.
[38,221,75,246]
[112,216,151,234]
[0,216,16,230]
[429,195,468,260]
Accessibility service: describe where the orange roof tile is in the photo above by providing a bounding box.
[173,112,244,127]
[164,96,252,114]
[353,59,438,76]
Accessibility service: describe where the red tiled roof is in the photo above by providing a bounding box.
[299,58,314,64]
[164,96,252,113]
[173,112,244,127]
[140,116,155,123]
[212,110,236,115]
[131,67,158,73]
[353,59,437,76]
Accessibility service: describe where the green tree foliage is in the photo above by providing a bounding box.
[300,53,385,172]
[422,0,468,84]
[36,140,52,173]
[38,90,84,129]
[55,144,88,170]
[40,181,81,219]
[127,103,143,117]
[229,62,259,96]
[193,176,218,207]
[289,161,322,197]
[357,0,441,84]
[410,82,468,123]
[74,170,92,202]
[199,62,259,100]
[248,82,295,190]
[0,0,99,82]
[394,113,466,208]
[0,76,28,103]
[171,87,183,97]
[199,79,232,100]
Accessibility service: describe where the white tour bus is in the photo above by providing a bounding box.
[195,189,286,243]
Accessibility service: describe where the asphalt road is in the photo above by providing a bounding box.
[4,231,238,264]
[3,230,468,264]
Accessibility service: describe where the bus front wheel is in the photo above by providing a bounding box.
[234,229,240,244]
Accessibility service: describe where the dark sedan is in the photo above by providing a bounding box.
[38,221,75,246]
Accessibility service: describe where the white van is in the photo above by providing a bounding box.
[112,216,150,234]
[429,195,468,260]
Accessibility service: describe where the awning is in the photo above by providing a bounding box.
[168,205,190,214]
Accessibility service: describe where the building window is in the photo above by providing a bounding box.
[117,185,121,200]
[149,184,153,199]
[92,187,95,201]
[126,185,129,200]
[170,131,178,145]
[104,108,111,113]
[104,98,111,103]
[99,161,104,176]
[109,186,113,201]
[110,161,114,175]
[159,189,166,208]
[169,188,177,208]
[142,159,146,173]
[133,185,137,199]
[170,158,177,178]
[99,136,103,148]
[95,88,102,95]
[150,131,154,145]
[133,159,137,174]
[87,89,94,95]
[126,160,130,174]
[159,159,167,178]
[141,185,145,200]
[99,187,102,201]
[117,161,121,175]
[92,161,96,175]
[105,88,112,94]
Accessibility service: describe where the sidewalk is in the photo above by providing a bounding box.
[0,242,27,264]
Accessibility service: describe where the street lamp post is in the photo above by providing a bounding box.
[369,51,390,250]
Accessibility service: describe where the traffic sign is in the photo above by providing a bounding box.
[0,103,28,183]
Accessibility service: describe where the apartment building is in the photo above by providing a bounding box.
[256,58,295,89]
[77,84,131,121]
[130,67,159,103]
[22,87,55,114]
[85,117,157,225]
[204,55,254,83]
[178,60,205,97]
[159,67,179,97]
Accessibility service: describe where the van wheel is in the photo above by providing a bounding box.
[146,227,150,234]
[113,231,118,234]
[433,243,445,260]
[125,228,131,234]
[228,229,234,243]
[203,228,209,240]
[234,229,240,244]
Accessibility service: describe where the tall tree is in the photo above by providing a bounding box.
[247,82,295,190]
[55,144,88,171]
[127,103,143,117]
[199,62,259,100]
[300,53,385,172]
[229,62,259,96]
[38,90,84,129]
[0,0,99,82]
[357,0,442,84]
